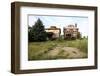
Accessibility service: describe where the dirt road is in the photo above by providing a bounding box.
[46,46,87,59]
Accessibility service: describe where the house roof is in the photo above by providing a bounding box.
[64,24,78,29]
[45,26,61,30]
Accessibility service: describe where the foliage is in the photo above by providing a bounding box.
[77,32,81,39]
[28,18,47,42]
[28,26,32,42]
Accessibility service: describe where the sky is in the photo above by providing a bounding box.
[28,15,88,37]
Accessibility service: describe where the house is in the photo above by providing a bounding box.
[45,26,61,39]
[63,24,80,39]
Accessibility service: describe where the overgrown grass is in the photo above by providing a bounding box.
[66,39,88,53]
[28,39,88,60]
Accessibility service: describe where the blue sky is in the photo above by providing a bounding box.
[28,15,88,37]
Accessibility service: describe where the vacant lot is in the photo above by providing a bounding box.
[28,39,88,60]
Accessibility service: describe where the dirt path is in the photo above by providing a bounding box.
[46,46,87,59]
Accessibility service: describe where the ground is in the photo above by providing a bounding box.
[28,39,88,60]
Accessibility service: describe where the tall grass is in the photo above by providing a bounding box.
[67,39,88,53]
[28,41,57,60]
[28,39,88,60]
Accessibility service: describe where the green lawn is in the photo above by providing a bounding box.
[28,39,88,60]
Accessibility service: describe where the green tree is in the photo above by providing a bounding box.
[28,26,32,42]
[29,18,47,42]
[77,32,81,39]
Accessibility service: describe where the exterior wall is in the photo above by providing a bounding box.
[45,26,61,39]
[64,24,79,39]
[45,29,60,38]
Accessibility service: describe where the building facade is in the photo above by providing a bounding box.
[45,26,61,39]
[63,24,80,39]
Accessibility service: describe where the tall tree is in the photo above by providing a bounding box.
[77,32,81,39]
[28,26,32,42]
[29,18,47,42]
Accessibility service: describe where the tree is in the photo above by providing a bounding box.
[28,26,32,42]
[28,18,47,42]
[77,32,81,39]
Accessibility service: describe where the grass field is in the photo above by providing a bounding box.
[28,39,88,60]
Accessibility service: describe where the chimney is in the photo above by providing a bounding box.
[75,23,77,27]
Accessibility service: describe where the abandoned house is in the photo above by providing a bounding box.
[45,26,61,39]
[63,24,81,39]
